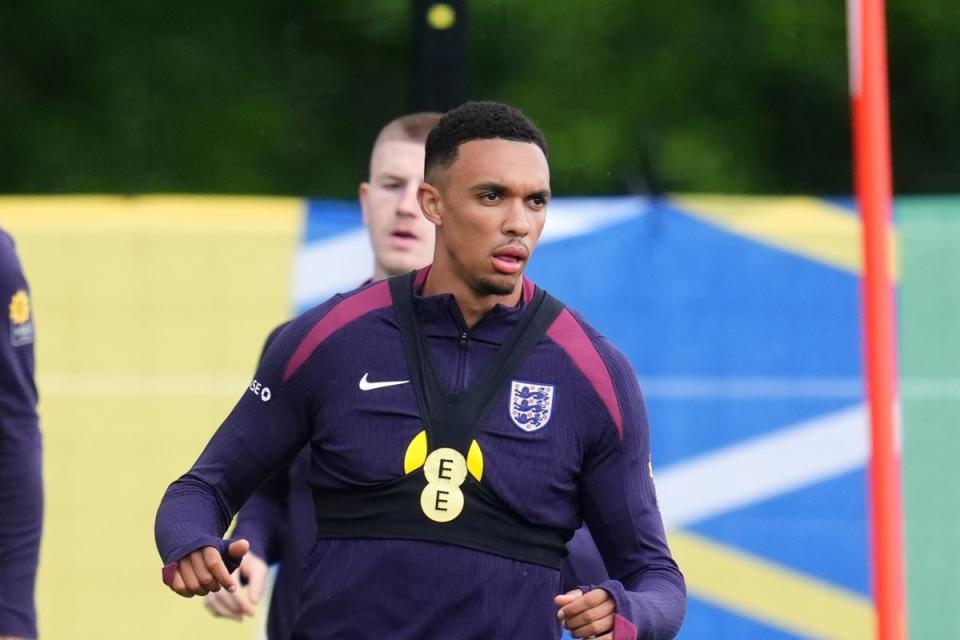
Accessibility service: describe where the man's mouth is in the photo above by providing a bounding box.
[491,245,528,274]
[389,229,419,247]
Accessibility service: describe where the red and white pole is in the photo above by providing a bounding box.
[847,0,906,638]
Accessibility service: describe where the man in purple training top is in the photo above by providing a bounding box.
[0,229,43,640]
[203,111,611,639]
[156,101,685,639]
[201,111,442,636]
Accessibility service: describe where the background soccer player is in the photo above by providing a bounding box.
[157,101,685,639]
[0,228,43,640]
[201,112,441,636]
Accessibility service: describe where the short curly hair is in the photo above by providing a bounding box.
[424,101,547,180]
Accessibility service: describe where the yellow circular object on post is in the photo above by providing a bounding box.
[427,3,456,30]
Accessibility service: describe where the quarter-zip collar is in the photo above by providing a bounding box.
[410,267,531,346]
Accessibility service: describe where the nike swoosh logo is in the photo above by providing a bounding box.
[359,373,410,391]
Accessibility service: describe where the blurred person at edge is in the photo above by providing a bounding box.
[0,229,42,640]
[182,104,643,639]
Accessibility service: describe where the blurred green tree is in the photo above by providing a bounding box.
[0,0,954,196]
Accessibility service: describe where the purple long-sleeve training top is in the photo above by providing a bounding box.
[234,323,611,640]
[232,322,317,640]
[0,229,42,639]
[156,271,685,639]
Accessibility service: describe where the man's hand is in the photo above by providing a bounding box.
[165,539,250,598]
[555,588,616,639]
[202,550,269,621]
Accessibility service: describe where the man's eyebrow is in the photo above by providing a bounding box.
[470,183,550,195]
[470,182,508,195]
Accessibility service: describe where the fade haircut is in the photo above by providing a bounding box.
[369,112,442,176]
[373,112,443,148]
[424,101,547,180]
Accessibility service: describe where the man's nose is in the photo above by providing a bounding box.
[502,199,531,236]
[398,182,420,217]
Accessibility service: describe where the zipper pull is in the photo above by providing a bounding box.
[459,331,468,347]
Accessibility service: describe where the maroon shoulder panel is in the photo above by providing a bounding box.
[283,281,392,382]
[522,276,535,305]
[546,309,624,439]
[413,266,430,289]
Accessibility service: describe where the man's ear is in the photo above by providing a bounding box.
[418,183,443,227]
[358,182,370,226]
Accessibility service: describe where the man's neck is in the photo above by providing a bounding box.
[422,267,521,329]
[371,264,389,282]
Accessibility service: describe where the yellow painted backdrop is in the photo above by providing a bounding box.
[2,197,302,638]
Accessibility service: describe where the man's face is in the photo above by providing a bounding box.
[426,138,550,297]
[360,139,435,279]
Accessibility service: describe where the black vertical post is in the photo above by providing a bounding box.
[411,0,468,111]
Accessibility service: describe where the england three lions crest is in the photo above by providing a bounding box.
[509,380,555,432]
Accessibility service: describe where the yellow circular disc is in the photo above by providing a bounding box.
[426,3,456,30]
[403,430,428,473]
[423,448,467,485]
[420,484,464,522]
[9,290,30,324]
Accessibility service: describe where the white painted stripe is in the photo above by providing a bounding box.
[539,196,649,242]
[290,196,649,309]
[39,372,248,397]
[41,370,874,531]
[637,375,960,400]
[847,0,862,97]
[656,404,869,529]
[901,377,960,399]
[639,376,864,400]
[292,228,373,308]
[37,370,913,404]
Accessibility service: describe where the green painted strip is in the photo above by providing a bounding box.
[900,195,960,638]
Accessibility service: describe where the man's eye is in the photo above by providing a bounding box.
[481,193,500,202]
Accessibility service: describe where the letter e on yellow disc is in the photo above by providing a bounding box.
[420,448,467,522]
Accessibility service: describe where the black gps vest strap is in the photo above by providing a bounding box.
[388,270,563,451]
[313,272,571,568]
